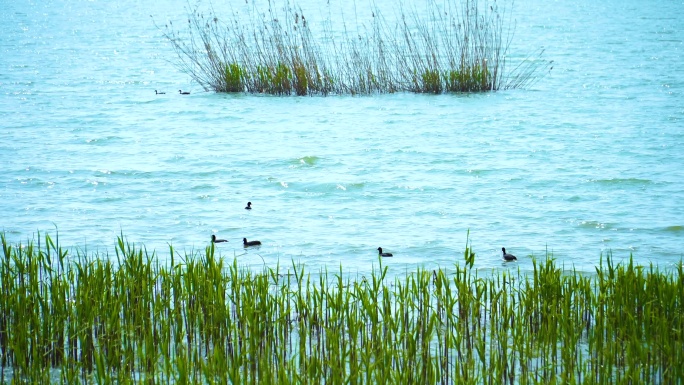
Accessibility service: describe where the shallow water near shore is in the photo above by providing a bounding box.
[1,0,683,274]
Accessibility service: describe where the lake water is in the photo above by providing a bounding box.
[2,0,683,275]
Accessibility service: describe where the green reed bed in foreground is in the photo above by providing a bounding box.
[1,233,682,384]
[158,0,552,95]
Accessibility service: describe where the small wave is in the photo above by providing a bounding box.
[465,169,492,176]
[333,182,366,192]
[286,182,366,193]
[190,183,216,191]
[290,156,320,167]
[95,196,125,203]
[167,155,186,163]
[590,178,652,186]
[663,225,684,233]
[85,136,124,145]
[344,182,365,190]
[578,220,616,230]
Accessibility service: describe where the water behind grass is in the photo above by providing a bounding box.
[1,0,683,274]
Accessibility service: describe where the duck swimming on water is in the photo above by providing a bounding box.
[377,247,393,257]
[211,234,228,243]
[245,202,252,210]
[155,90,166,94]
[502,247,517,262]
[243,238,261,247]
[179,90,190,95]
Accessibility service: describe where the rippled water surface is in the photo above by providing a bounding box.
[2,0,683,274]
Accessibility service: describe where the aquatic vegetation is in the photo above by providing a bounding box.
[157,0,552,96]
[1,232,681,383]
[221,62,245,93]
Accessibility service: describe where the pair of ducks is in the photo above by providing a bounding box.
[211,235,261,247]
[154,90,190,95]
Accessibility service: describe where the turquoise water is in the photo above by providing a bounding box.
[1,0,683,273]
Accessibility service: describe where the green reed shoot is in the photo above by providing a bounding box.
[0,232,682,383]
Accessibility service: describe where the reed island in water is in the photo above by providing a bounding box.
[158,0,552,95]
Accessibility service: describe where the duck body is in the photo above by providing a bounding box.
[179,90,190,95]
[211,234,228,243]
[243,238,261,247]
[377,247,393,257]
[245,202,252,210]
[502,247,517,261]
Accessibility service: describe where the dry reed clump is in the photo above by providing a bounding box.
[1,232,682,383]
[156,0,552,96]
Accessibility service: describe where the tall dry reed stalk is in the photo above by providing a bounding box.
[156,0,552,95]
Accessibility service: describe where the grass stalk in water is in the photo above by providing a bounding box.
[0,232,682,383]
